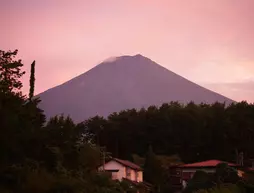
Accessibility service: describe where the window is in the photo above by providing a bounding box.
[126,168,131,178]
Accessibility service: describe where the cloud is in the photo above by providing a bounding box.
[102,56,119,63]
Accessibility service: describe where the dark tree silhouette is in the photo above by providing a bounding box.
[29,60,35,100]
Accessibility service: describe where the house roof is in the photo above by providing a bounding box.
[180,160,238,168]
[113,158,142,171]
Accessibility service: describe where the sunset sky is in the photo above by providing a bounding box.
[1,0,254,102]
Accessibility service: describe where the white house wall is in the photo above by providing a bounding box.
[98,160,143,182]
[99,160,126,180]
[137,171,143,182]
[130,168,136,181]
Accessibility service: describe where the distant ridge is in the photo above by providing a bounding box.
[38,54,234,122]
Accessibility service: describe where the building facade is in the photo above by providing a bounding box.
[98,158,143,182]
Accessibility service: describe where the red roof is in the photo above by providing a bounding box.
[180,160,238,168]
[113,158,142,171]
[246,167,254,172]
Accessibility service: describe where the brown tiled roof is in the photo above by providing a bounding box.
[113,158,142,171]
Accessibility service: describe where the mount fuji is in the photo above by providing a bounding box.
[38,54,233,122]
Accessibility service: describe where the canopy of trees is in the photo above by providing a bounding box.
[83,102,254,164]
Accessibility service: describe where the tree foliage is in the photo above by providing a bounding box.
[144,146,163,191]
[83,102,254,164]
[195,184,244,193]
[184,163,254,193]
[0,49,134,193]
[29,60,35,100]
[0,49,25,95]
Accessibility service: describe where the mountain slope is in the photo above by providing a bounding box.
[38,54,234,122]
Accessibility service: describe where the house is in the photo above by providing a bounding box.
[98,158,152,192]
[169,160,241,190]
[98,158,143,182]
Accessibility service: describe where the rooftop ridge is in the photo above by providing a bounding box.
[180,159,238,168]
[113,158,142,171]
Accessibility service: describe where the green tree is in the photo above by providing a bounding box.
[0,50,34,167]
[212,163,239,188]
[29,60,35,100]
[183,171,214,193]
[0,49,25,95]
[144,146,163,192]
[195,184,245,193]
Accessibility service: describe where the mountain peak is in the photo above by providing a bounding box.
[103,54,146,63]
[38,55,233,122]
[133,54,144,57]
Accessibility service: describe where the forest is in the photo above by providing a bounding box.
[84,101,254,164]
[1,49,254,193]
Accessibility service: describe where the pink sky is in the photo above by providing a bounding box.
[1,0,254,102]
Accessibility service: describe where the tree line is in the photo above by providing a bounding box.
[83,101,254,164]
